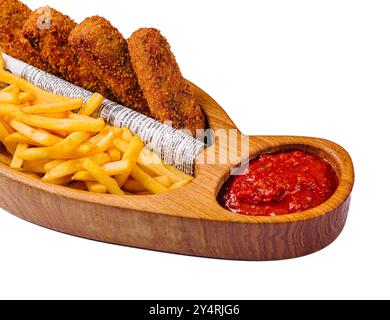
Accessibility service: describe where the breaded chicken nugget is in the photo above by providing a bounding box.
[0,0,53,72]
[128,28,205,135]
[69,16,149,115]
[23,7,113,98]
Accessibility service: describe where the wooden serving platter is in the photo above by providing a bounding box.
[0,83,354,260]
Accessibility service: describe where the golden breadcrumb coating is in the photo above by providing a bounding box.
[23,7,113,98]
[69,16,149,115]
[128,28,205,135]
[0,0,53,72]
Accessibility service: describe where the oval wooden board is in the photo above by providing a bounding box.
[0,83,355,260]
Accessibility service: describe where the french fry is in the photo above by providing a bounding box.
[138,149,182,183]
[0,92,20,104]
[42,153,110,181]
[85,181,107,194]
[72,160,132,181]
[115,135,144,187]
[123,176,171,193]
[0,119,16,153]
[40,112,69,119]
[79,93,104,116]
[0,54,4,70]
[130,165,168,194]
[163,163,194,182]
[22,160,48,174]
[137,163,158,177]
[121,127,133,142]
[0,103,19,118]
[74,127,111,155]
[48,175,73,186]
[0,71,194,195]
[18,132,90,161]
[0,117,15,134]
[51,131,68,138]
[10,143,28,169]
[112,138,128,153]
[1,84,19,94]
[0,70,66,103]
[140,150,193,183]
[112,127,122,138]
[5,132,44,146]
[21,98,83,114]
[18,91,35,103]
[68,113,94,120]
[90,159,132,177]
[154,175,172,188]
[75,144,92,157]
[82,127,112,146]
[70,171,94,181]
[9,120,63,146]
[118,137,141,159]
[0,153,12,165]
[43,159,66,172]
[90,130,113,154]
[15,112,105,132]
[83,159,124,195]
[108,148,121,161]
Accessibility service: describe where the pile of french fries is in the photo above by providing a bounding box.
[0,54,192,195]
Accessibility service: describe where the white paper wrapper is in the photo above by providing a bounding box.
[1,53,204,175]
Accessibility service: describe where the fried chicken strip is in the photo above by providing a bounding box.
[22,7,113,98]
[0,0,53,72]
[69,16,149,115]
[128,28,205,135]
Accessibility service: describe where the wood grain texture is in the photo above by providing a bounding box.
[0,83,355,260]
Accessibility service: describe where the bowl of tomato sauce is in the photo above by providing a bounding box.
[213,140,354,260]
[218,150,339,217]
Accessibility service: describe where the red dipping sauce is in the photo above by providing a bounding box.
[218,151,339,216]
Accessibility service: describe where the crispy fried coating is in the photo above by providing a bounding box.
[128,28,205,135]
[69,16,149,115]
[0,0,53,72]
[22,7,113,98]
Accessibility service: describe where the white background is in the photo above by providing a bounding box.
[0,0,389,300]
